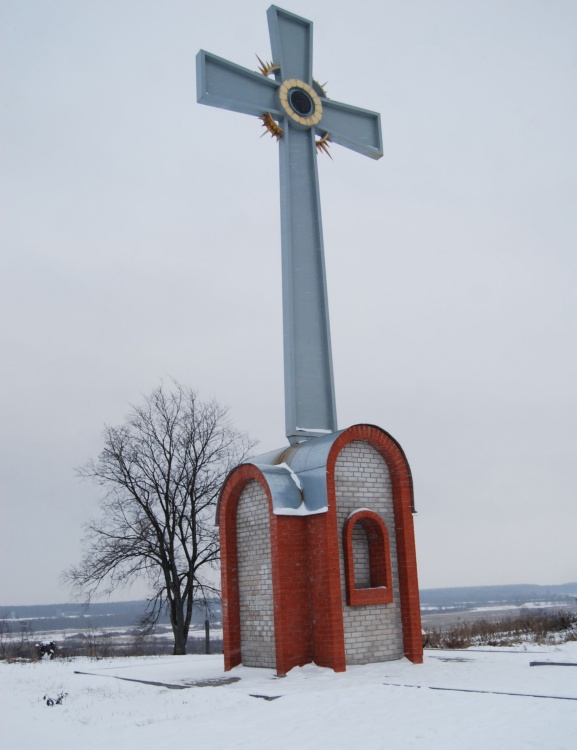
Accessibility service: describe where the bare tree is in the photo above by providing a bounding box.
[64,382,255,655]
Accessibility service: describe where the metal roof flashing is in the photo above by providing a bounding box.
[216,431,344,523]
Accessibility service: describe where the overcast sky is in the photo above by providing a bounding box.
[1,0,576,606]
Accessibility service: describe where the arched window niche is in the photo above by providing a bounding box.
[342,509,393,606]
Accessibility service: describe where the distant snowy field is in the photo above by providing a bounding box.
[2,644,576,750]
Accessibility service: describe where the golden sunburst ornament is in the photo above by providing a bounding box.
[256,55,280,77]
[260,113,284,140]
[316,132,332,158]
[256,58,329,146]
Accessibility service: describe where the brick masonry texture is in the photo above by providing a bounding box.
[236,481,276,668]
[335,441,404,664]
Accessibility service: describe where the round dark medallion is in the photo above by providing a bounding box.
[289,88,314,116]
[278,78,323,128]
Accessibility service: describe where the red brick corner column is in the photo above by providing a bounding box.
[306,512,347,672]
[327,425,423,664]
[271,514,312,675]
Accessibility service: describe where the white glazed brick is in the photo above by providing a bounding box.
[236,481,276,669]
[335,440,404,665]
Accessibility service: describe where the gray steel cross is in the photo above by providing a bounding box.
[197,5,382,444]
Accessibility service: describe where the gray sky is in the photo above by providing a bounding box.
[1,0,576,606]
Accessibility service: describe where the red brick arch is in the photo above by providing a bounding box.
[218,465,272,671]
[343,509,394,606]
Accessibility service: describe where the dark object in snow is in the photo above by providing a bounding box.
[43,692,67,706]
[36,641,57,660]
[530,661,577,667]
[249,693,282,701]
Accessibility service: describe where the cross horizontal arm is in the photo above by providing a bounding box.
[318,99,383,160]
[196,50,281,118]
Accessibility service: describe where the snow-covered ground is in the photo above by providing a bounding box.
[2,644,576,750]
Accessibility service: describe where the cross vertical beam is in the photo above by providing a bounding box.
[278,122,336,441]
[197,5,383,443]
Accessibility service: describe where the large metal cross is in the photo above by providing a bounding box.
[197,5,382,444]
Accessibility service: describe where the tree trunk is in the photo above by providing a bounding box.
[170,595,188,655]
[173,627,187,655]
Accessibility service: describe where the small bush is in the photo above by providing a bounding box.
[36,641,57,660]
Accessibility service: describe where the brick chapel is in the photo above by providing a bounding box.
[218,423,423,675]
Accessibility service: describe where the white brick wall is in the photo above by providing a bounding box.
[236,481,276,668]
[335,441,404,664]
